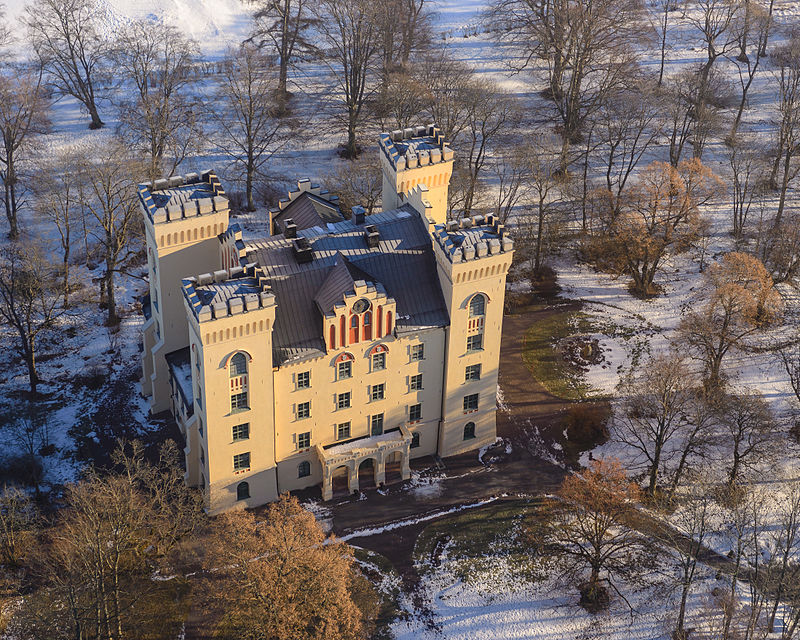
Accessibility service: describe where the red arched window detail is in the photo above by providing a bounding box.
[329,325,336,350]
[349,314,359,344]
[340,315,346,347]
[376,305,382,338]
[335,352,354,363]
[363,311,372,340]
[386,311,393,335]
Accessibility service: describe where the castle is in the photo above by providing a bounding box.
[139,126,514,512]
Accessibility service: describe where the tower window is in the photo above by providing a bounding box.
[469,294,486,318]
[232,423,250,442]
[411,344,424,361]
[465,364,481,381]
[463,393,479,413]
[230,352,248,377]
[233,452,250,471]
[466,333,483,353]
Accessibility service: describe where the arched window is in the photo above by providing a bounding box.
[340,315,346,346]
[385,310,392,335]
[469,294,486,318]
[236,481,250,501]
[363,310,372,340]
[463,422,476,440]
[298,461,311,478]
[376,305,382,338]
[230,352,248,377]
[230,353,249,412]
[349,315,359,343]
[329,325,336,350]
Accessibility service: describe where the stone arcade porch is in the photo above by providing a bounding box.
[317,425,412,500]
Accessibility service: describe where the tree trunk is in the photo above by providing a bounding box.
[23,341,38,395]
[87,101,104,130]
[105,264,118,326]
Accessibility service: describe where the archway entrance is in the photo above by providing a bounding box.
[385,451,403,484]
[332,465,349,496]
[358,458,376,489]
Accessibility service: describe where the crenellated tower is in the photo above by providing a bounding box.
[139,171,230,413]
[379,124,454,224]
[432,215,514,456]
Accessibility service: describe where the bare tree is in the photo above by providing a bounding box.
[765,479,800,633]
[716,390,778,487]
[114,21,199,182]
[540,458,646,610]
[78,140,143,326]
[680,251,782,386]
[486,0,641,170]
[0,3,13,57]
[376,71,428,131]
[206,45,293,212]
[726,139,763,240]
[460,80,520,215]
[615,352,700,496]
[0,485,37,569]
[318,0,380,159]
[649,0,680,86]
[0,66,50,239]
[247,0,318,102]
[23,0,109,129]
[415,49,476,143]
[729,1,770,141]
[490,144,532,225]
[527,135,561,273]
[376,0,431,81]
[32,147,83,306]
[324,155,382,215]
[687,0,741,101]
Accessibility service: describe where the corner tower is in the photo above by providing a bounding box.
[433,215,514,457]
[379,124,454,224]
[139,171,229,414]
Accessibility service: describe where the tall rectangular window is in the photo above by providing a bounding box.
[372,352,386,371]
[297,371,310,389]
[230,391,248,412]
[371,383,385,401]
[466,333,483,352]
[409,403,422,422]
[233,452,250,470]
[410,374,423,391]
[337,392,351,409]
[465,364,482,381]
[411,344,424,361]
[337,422,351,440]
[232,423,250,442]
[297,402,310,419]
[338,360,352,379]
[463,393,479,413]
[371,414,384,436]
[297,431,311,449]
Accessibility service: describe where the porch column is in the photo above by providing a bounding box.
[375,454,386,486]
[321,466,333,501]
[401,452,411,480]
[348,462,359,494]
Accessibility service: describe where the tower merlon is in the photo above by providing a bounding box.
[433,215,514,264]
[138,170,228,226]
[182,263,276,324]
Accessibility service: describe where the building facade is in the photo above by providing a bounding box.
[139,125,514,513]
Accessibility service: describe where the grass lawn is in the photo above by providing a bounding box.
[521,306,597,400]
[413,498,546,585]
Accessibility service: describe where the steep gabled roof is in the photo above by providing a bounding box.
[272,191,343,232]
[313,253,382,315]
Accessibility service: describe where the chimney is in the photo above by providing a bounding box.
[284,218,297,238]
[292,237,313,263]
[364,224,380,249]
[352,205,366,225]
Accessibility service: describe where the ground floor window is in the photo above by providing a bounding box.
[236,481,250,500]
[371,413,384,436]
[463,422,476,440]
[337,422,351,440]
[298,461,311,478]
[411,432,420,448]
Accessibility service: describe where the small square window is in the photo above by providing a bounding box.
[232,422,250,442]
[466,333,483,353]
[371,414,384,436]
[337,422,351,440]
[297,431,311,449]
[409,403,422,422]
[233,452,250,470]
[297,402,310,419]
[465,364,481,382]
[411,344,424,361]
[337,392,351,409]
[338,360,352,379]
[410,374,423,391]
[372,352,386,371]
[297,371,310,389]
[463,393,479,413]
[230,391,248,412]
[371,383,385,401]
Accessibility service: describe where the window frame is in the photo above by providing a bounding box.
[466,333,484,353]
[409,403,422,422]
[297,401,311,420]
[233,452,251,471]
[337,421,351,440]
[230,352,248,377]
[297,431,311,450]
[371,383,385,401]
[232,422,250,442]
[230,391,248,413]
[411,344,424,361]
[469,294,486,318]
[463,422,476,440]
[338,360,352,380]
[410,374,423,391]
[298,461,311,478]
[236,481,250,500]
[465,364,482,382]
[463,393,479,413]
[372,352,386,371]
[297,371,310,389]
[370,413,384,436]
[337,391,351,410]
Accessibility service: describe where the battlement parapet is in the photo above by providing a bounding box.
[138,170,228,225]
[182,263,275,323]
[379,124,454,172]
[432,214,514,264]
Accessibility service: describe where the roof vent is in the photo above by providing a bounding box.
[292,237,313,263]
[364,224,380,249]
[352,205,366,225]
[283,218,297,238]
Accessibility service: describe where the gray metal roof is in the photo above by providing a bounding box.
[273,192,343,232]
[246,206,450,365]
[313,254,383,315]
[194,276,263,308]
